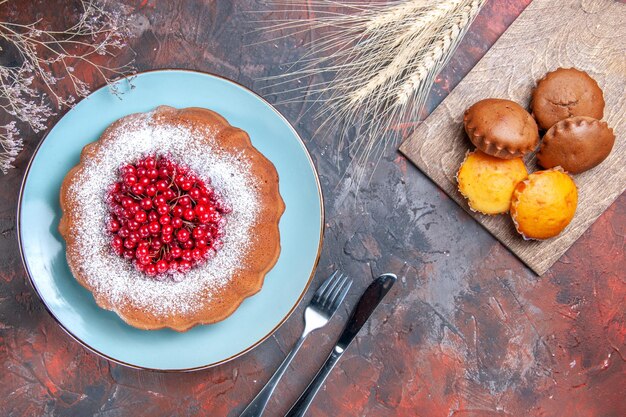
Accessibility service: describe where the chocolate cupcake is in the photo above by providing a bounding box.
[531,68,604,130]
[537,116,615,174]
[464,98,539,159]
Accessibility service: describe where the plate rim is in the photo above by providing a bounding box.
[16,68,325,372]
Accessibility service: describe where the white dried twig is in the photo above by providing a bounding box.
[0,0,135,174]
[0,121,20,174]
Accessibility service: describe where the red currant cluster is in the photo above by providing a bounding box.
[107,155,230,277]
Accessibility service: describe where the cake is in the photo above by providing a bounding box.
[463,98,539,159]
[537,116,615,174]
[530,68,605,130]
[456,150,528,215]
[58,106,285,331]
[510,168,578,240]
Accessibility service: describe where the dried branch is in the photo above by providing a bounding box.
[0,0,135,174]
[0,121,20,174]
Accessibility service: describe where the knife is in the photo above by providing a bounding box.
[284,273,397,417]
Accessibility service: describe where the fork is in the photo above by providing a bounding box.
[238,270,353,417]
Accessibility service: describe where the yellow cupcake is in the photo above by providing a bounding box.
[457,150,528,214]
[510,168,578,240]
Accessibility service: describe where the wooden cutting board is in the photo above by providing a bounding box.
[399,0,626,275]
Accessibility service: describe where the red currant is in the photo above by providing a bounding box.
[131,183,144,195]
[144,156,157,169]
[146,168,159,180]
[189,188,201,200]
[178,260,192,273]
[183,208,195,221]
[127,220,140,231]
[121,197,134,208]
[156,260,169,274]
[145,184,157,196]
[194,204,208,216]
[111,235,123,248]
[154,195,167,206]
[109,182,122,193]
[170,246,182,259]
[108,218,121,233]
[134,211,147,223]
[148,221,161,234]
[123,174,137,186]
[121,165,136,176]
[164,189,177,200]
[177,229,190,243]
[171,217,183,229]
[192,227,206,239]
[172,205,184,218]
[118,227,130,239]
[179,196,191,207]
[136,246,149,258]
[140,197,153,210]
[145,264,157,276]
[128,203,141,214]
[156,180,169,192]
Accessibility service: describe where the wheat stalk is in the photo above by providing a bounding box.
[396,0,482,105]
[253,0,485,187]
[351,0,464,104]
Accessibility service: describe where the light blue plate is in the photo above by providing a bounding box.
[18,70,323,371]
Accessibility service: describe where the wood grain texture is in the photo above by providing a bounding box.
[399,0,626,275]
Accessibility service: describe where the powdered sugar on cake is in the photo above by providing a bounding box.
[69,111,260,317]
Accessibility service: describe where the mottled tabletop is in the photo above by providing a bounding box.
[1,1,624,417]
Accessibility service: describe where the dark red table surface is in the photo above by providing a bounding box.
[1,1,624,416]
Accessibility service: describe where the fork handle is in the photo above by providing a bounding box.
[284,346,343,417]
[239,335,306,417]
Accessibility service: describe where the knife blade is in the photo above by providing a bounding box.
[285,273,397,417]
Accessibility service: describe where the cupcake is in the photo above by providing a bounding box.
[464,98,539,159]
[510,168,578,240]
[538,116,615,174]
[457,150,528,214]
[531,68,604,130]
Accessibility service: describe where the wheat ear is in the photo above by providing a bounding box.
[396,0,484,106]
[252,0,486,188]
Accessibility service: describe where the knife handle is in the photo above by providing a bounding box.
[284,345,344,417]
